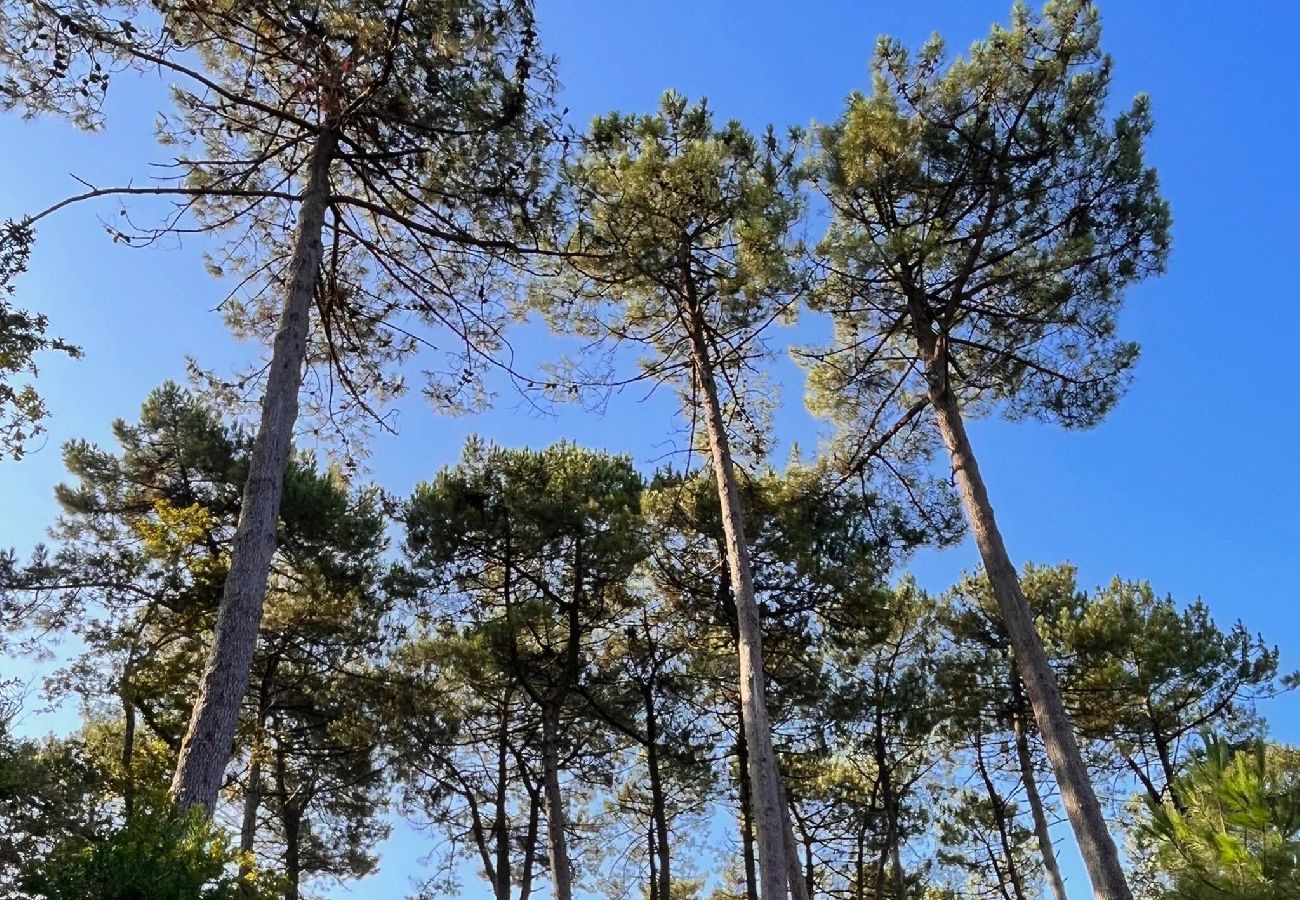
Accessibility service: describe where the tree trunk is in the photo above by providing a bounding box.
[1011,676,1070,900]
[777,779,811,900]
[520,779,541,900]
[241,656,277,892]
[239,751,261,890]
[272,735,301,900]
[918,331,1132,900]
[541,710,573,900]
[974,727,1029,900]
[687,305,788,900]
[171,129,336,815]
[737,730,760,900]
[282,806,301,900]
[645,685,672,900]
[121,687,136,823]
[493,699,512,900]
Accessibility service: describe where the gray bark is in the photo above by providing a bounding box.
[777,779,811,900]
[686,299,789,900]
[916,324,1132,900]
[171,129,336,814]
[1012,676,1070,900]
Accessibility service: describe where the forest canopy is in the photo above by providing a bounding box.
[1,2,1294,900]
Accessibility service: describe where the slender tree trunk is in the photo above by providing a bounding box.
[282,806,301,900]
[687,303,788,900]
[271,734,302,900]
[737,730,760,900]
[1011,676,1069,900]
[974,727,1029,900]
[541,710,573,900]
[916,329,1132,900]
[520,780,541,900]
[121,687,136,823]
[777,778,811,900]
[645,685,672,900]
[494,699,512,900]
[171,129,337,814]
[854,823,866,900]
[239,751,261,889]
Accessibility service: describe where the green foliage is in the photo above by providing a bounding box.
[1142,734,1300,900]
[21,807,265,900]
[0,701,107,892]
[806,0,1172,473]
[1,0,557,434]
[534,91,803,454]
[1061,575,1288,802]
[0,221,80,460]
[3,382,391,893]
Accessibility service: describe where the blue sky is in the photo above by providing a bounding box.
[3,1,1299,897]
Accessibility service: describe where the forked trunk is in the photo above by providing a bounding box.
[689,316,789,900]
[918,333,1132,900]
[1011,675,1070,900]
[171,129,336,814]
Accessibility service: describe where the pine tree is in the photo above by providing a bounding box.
[534,92,806,899]
[805,5,1170,896]
[0,0,556,813]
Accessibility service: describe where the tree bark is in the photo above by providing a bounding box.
[1011,675,1070,900]
[541,710,573,900]
[171,128,336,815]
[778,778,812,900]
[737,730,760,900]
[645,684,672,900]
[687,300,788,900]
[916,327,1132,900]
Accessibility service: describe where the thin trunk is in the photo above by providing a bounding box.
[493,699,512,900]
[737,731,760,900]
[686,293,788,900]
[121,687,136,823]
[874,719,904,900]
[974,728,1028,900]
[282,807,301,900]
[645,685,672,900]
[520,786,541,900]
[541,711,573,900]
[778,779,811,900]
[241,656,277,891]
[171,128,336,814]
[273,737,301,900]
[1011,676,1069,900]
[916,325,1132,900]
[854,822,866,900]
[239,751,261,889]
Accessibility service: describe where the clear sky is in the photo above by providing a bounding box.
[2,1,1299,898]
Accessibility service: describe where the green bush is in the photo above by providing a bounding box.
[22,807,265,900]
